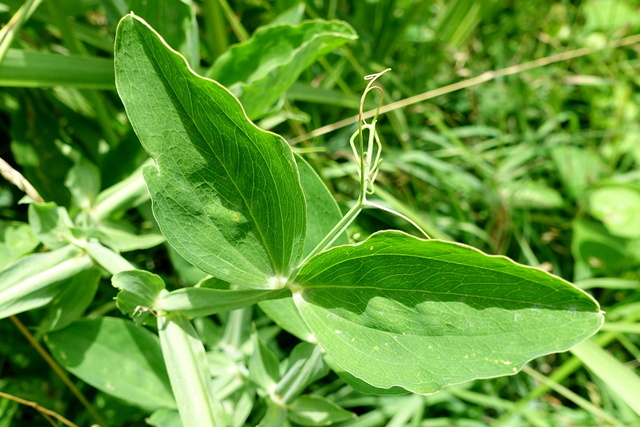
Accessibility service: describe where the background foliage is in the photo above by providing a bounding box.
[0,0,639,426]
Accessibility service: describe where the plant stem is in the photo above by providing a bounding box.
[44,0,118,148]
[293,198,364,275]
[281,345,324,404]
[9,316,107,427]
[216,0,249,42]
[0,391,78,427]
[0,0,42,65]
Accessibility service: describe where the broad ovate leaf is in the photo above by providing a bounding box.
[207,20,357,119]
[46,317,175,410]
[115,14,306,289]
[292,231,603,394]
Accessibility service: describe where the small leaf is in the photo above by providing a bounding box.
[287,395,355,426]
[296,155,349,257]
[97,222,165,252]
[257,401,289,427]
[28,202,74,249]
[115,14,306,289]
[158,313,224,426]
[0,220,39,270]
[550,146,604,200]
[147,409,181,427]
[275,342,329,403]
[500,180,565,210]
[589,186,640,238]
[65,156,101,213]
[112,269,166,324]
[0,245,92,319]
[249,331,281,390]
[40,268,101,332]
[293,231,603,394]
[45,317,175,410]
[207,20,357,118]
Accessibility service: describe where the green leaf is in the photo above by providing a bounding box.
[206,20,357,119]
[571,339,640,416]
[130,0,199,69]
[28,202,74,249]
[158,313,224,426]
[293,231,603,394]
[112,269,166,324]
[287,395,355,426]
[0,220,39,270]
[0,245,92,319]
[45,317,175,410]
[550,146,604,200]
[589,186,640,238]
[571,219,629,280]
[40,268,101,332]
[65,156,101,213]
[500,180,565,210]
[323,354,408,396]
[259,155,347,342]
[249,331,281,390]
[259,296,313,342]
[82,240,136,275]
[147,409,182,427]
[0,49,115,89]
[257,401,289,427]
[93,161,150,221]
[158,286,285,317]
[97,222,166,252]
[275,342,329,403]
[115,14,306,289]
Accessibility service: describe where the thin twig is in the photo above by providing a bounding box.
[0,391,78,427]
[1,154,106,425]
[289,33,640,144]
[10,309,107,427]
[0,156,44,203]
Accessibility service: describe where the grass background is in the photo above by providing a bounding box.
[1,0,639,425]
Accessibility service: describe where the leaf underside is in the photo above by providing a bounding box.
[115,14,306,289]
[294,231,604,394]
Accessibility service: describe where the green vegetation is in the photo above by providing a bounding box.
[0,1,639,426]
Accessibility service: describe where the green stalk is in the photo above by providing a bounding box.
[216,0,249,42]
[291,69,392,275]
[158,313,224,427]
[44,0,118,148]
[0,0,43,65]
[281,345,324,404]
[293,199,364,274]
[10,315,107,427]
